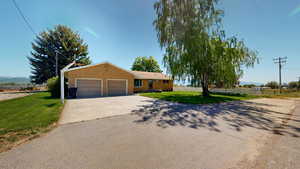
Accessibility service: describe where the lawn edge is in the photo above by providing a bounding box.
[139,92,260,105]
[0,95,65,153]
[139,95,260,106]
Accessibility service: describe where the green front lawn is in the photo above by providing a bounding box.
[140,91,258,104]
[0,92,63,152]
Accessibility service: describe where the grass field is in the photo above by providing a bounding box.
[261,89,300,98]
[140,91,258,104]
[0,92,63,152]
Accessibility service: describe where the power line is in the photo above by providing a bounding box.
[11,0,74,76]
[11,0,37,36]
[273,57,287,93]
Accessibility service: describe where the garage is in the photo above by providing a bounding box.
[64,62,171,98]
[76,79,102,98]
[107,79,127,96]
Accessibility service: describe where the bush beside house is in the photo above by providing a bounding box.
[47,77,60,98]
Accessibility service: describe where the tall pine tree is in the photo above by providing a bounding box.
[28,25,91,84]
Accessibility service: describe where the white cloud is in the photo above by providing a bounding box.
[84,27,99,38]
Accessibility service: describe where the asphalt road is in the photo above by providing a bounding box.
[0,98,299,169]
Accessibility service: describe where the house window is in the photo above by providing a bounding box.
[163,80,169,84]
[134,79,143,87]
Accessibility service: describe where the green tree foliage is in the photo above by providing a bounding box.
[131,56,162,72]
[28,25,91,84]
[288,81,299,89]
[243,84,256,88]
[265,81,279,89]
[47,76,60,98]
[154,0,258,96]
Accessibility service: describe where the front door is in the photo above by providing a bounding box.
[148,80,154,89]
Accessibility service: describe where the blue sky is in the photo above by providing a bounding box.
[1,0,300,83]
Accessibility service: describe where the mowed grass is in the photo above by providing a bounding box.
[140,91,258,104]
[0,92,63,152]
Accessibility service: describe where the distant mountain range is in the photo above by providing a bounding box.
[0,76,30,84]
[240,81,264,86]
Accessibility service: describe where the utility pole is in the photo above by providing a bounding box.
[55,51,58,76]
[274,57,287,93]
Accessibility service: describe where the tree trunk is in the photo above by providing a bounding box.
[201,81,210,97]
[202,85,210,97]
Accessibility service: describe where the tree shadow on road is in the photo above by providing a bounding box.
[132,99,300,137]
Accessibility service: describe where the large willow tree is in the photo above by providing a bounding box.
[154,0,258,96]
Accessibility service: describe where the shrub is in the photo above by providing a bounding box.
[243,84,256,88]
[288,81,299,89]
[20,86,34,91]
[47,77,60,98]
[265,81,279,89]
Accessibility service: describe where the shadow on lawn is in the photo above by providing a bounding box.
[132,98,300,137]
[151,94,242,104]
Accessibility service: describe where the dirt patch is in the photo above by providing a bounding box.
[229,99,299,169]
[0,124,57,153]
[0,92,31,101]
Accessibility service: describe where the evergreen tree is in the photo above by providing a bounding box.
[28,25,91,84]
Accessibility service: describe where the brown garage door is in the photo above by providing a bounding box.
[107,80,127,96]
[76,79,102,98]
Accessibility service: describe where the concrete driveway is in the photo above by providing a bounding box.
[1,98,300,169]
[60,95,155,124]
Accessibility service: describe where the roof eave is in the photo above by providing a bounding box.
[65,62,134,75]
[134,78,172,80]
